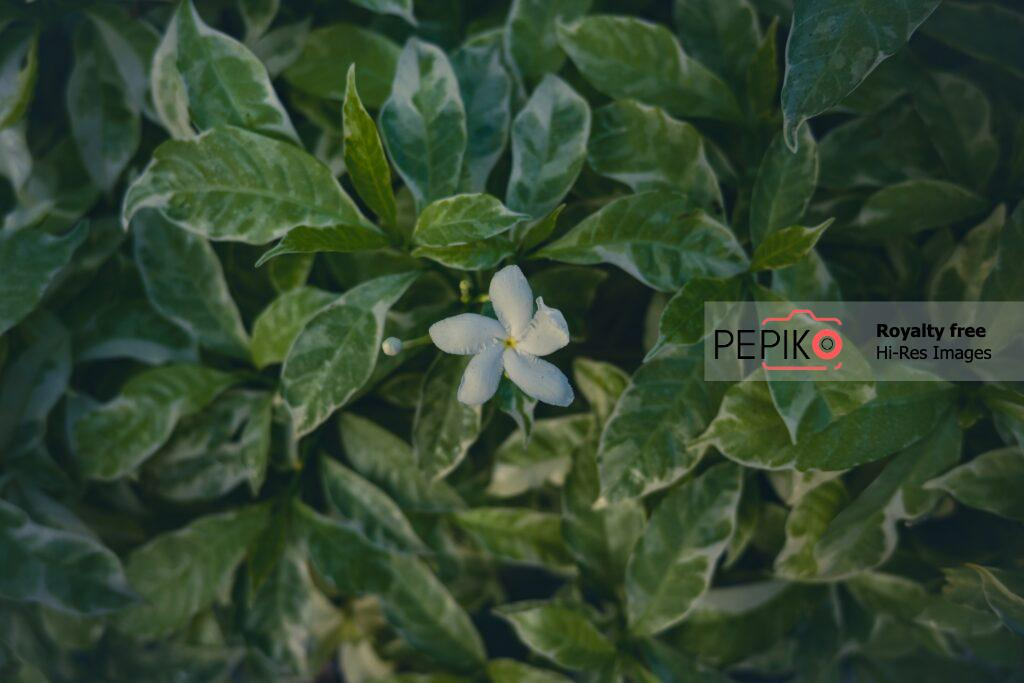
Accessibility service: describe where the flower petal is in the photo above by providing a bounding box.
[458,342,504,405]
[517,297,570,356]
[489,265,533,338]
[429,313,505,355]
[503,348,574,407]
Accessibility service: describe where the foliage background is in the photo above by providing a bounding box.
[1,0,1023,681]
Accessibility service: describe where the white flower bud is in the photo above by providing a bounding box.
[381,337,403,356]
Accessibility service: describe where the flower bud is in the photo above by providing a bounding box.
[381,337,403,356]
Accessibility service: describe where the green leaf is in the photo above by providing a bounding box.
[842,179,988,240]
[774,477,848,580]
[535,191,748,292]
[379,38,467,210]
[981,201,1024,302]
[67,22,140,192]
[411,234,516,271]
[487,659,573,683]
[925,448,1024,523]
[0,222,87,335]
[451,37,512,193]
[343,65,398,230]
[810,415,961,579]
[321,456,427,552]
[929,206,1005,301]
[505,0,592,84]
[381,553,487,672]
[298,502,391,595]
[413,354,483,479]
[133,211,250,359]
[0,21,38,129]
[237,0,278,43]
[781,0,940,148]
[283,24,400,107]
[749,126,819,246]
[250,286,334,368]
[143,389,273,502]
[281,272,418,435]
[338,413,464,512]
[598,349,723,500]
[150,10,192,139]
[413,193,525,247]
[70,364,236,480]
[557,16,741,122]
[349,0,416,25]
[251,18,310,78]
[529,265,607,340]
[0,498,135,616]
[749,219,832,272]
[921,1,1024,78]
[495,602,617,671]
[745,17,779,117]
[115,505,269,639]
[453,508,574,571]
[588,100,720,211]
[626,462,742,636]
[572,357,630,426]
[673,0,761,85]
[487,414,593,498]
[700,371,957,471]
[123,126,377,245]
[561,443,645,590]
[912,71,998,189]
[496,378,537,439]
[653,276,743,350]
[771,249,841,301]
[174,0,298,142]
[968,565,1024,636]
[256,224,390,266]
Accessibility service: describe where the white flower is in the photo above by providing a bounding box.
[428,265,574,407]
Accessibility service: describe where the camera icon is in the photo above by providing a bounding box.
[760,309,843,372]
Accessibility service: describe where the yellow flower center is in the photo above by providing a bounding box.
[503,337,517,349]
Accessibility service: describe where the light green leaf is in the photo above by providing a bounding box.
[749,126,818,246]
[536,191,748,292]
[0,498,135,616]
[67,22,140,192]
[653,276,743,351]
[811,415,961,579]
[781,0,940,148]
[843,179,988,240]
[912,71,998,189]
[561,443,645,590]
[505,0,592,83]
[133,211,250,359]
[557,15,741,121]
[250,286,335,368]
[495,602,617,671]
[413,193,525,247]
[453,508,574,571]
[487,659,572,683]
[451,37,512,193]
[774,477,848,580]
[150,10,192,139]
[282,272,418,435]
[969,565,1024,636]
[413,354,483,479]
[0,222,87,335]
[673,0,761,85]
[123,125,376,245]
[237,0,279,43]
[626,462,742,636]
[284,24,400,107]
[381,553,487,672]
[175,0,297,142]
[925,447,1024,523]
[116,505,269,639]
[338,413,464,513]
[71,364,237,480]
[0,124,31,191]
[411,234,516,271]
[350,0,416,25]
[598,349,723,500]
[344,65,397,230]
[587,100,720,211]
[572,357,630,426]
[700,371,956,471]
[487,414,593,498]
[321,456,427,552]
[143,389,273,502]
[749,219,832,272]
[921,1,1024,78]
[379,38,467,210]
[0,21,38,129]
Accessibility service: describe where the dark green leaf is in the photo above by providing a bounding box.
[749,126,818,245]
[495,602,617,671]
[413,354,482,479]
[749,219,832,271]
[343,65,398,230]
[284,24,400,107]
